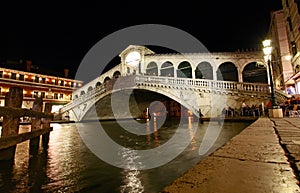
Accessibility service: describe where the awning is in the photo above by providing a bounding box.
[285,71,300,84]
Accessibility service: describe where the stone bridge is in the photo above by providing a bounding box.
[60,45,290,121]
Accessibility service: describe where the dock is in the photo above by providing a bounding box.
[162,117,300,193]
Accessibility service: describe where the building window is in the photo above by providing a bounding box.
[71,82,74,87]
[19,74,24,80]
[11,73,16,80]
[0,71,3,78]
[55,79,58,85]
[292,41,297,56]
[295,65,300,73]
[59,94,64,99]
[41,77,46,83]
[34,76,39,83]
[287,17,293,32]
[127,67,130,74]
[60,80,64,86]
[33,91,38,98]
[286,0,289,7]
[295,0,300,13]
[54,93,58,99]
[41,92,45,98]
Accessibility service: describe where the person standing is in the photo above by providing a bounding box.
[242,100,247,116]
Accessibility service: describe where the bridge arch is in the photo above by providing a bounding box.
[217,62,238,81]
[113,71,121,79]
[161,61,174,77]
[242,62,268,83]
[195,62,213,80]
[177,61,192,78]
[104,76,111,83]
[87,86,93,92]
[95,81,102,88]
[80,87,200,121]
[146,62,158,76]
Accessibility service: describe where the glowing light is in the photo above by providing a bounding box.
[125,51,141,68]
[284,55,292,61]
[262,39,271,47]
[263,47,272,56]
[263,39,272,62]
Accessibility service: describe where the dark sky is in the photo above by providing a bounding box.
[1,0,282,78]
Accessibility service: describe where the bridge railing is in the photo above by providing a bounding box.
[61,75,271,113]
[135,75,270,93]
[60,84,107,113]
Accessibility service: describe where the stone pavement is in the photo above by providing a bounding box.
[161,118,300,193]
[271,118,300,184]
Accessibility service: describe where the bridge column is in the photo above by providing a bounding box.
[192,66,196,79]
[238,69,243,82]
[213,67,217,81]
[157,62,161,76]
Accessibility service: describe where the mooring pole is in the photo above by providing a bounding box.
[0,87,23,161]
[29,96,43,154]
[42,103,52,147]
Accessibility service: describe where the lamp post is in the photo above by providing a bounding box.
[263,40,283,118]
[262,39,278,108]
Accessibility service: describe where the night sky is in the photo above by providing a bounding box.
[1,0,282,79]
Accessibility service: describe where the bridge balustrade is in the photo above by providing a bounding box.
[61,75,272,114]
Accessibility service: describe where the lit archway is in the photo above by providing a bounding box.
[146,62,158,76]
[160,61,174,77]
[217,62,238,81]
[242,62,267,83]
[177,61,192,78]
[113,71,121,79]
[195,62,213,79]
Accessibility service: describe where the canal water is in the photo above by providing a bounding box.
[0,118,251,193]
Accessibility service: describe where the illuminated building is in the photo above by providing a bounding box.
[0,67,83,113]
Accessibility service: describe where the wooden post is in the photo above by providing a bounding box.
[0,87,23,161]
[29,97,43,154]
[42,103,52,147]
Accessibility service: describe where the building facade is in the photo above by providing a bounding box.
[269,10,294,91]
[0,67,83,112]
[280,0,300,94]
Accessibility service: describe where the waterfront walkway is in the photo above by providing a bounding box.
[162,117,300,193]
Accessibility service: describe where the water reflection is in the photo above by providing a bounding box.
[188,116,197,151]
[119,148,144,193]
[0,119,251,193]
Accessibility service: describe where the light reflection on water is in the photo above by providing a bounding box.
[0,118,251,193]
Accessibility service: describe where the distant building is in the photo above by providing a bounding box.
[0,67,83,113]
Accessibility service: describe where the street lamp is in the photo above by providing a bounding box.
[263,39,282,117]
